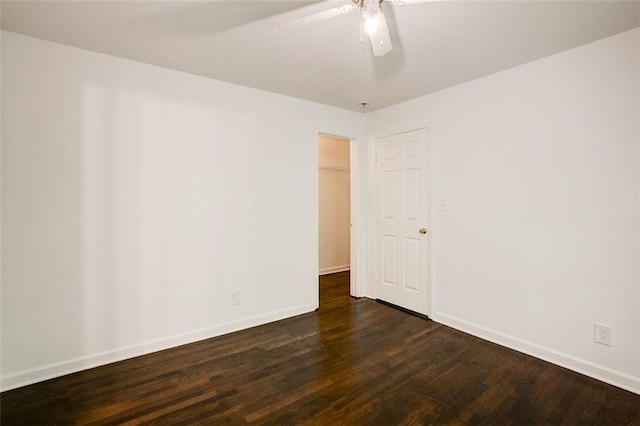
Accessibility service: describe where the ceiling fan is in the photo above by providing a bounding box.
[279,0,436,57]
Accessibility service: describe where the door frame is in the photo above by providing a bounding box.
[370,126,434,317]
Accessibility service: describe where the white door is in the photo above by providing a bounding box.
[375,128,429,316]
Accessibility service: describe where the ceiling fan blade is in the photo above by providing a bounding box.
[369,15,392,57]
[279,2,357,30]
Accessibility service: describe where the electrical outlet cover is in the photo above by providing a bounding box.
[594,323,612,346]
[231,291,240,306]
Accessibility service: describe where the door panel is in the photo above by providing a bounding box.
[382,171,397,219]
[376,129,429,316]
[382,235,397,285]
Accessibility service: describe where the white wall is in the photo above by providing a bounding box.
[3,26,639,395]
[0,31,366,390]
[318,135,350,274]
[367,28,640,394]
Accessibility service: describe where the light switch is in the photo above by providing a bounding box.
[440,200,449,211]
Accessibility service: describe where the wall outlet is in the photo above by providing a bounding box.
[594,323,611,346]
[231,290,240,306]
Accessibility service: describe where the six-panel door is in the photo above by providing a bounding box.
[376,128,429,316]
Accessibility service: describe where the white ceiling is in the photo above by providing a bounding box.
[2,0,639,112]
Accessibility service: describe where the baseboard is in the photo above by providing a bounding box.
[431,311,640,395]
[1,303,316,392]
[319,265,350,275]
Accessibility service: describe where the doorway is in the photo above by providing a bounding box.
[318,135,352,303]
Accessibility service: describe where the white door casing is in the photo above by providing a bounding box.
[375,128,429,316]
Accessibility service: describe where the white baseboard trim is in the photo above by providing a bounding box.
[319,265,350,275]
[1,303,316,392]
[431,311,640,395]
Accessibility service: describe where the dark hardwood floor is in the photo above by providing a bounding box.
[2,272,639,425]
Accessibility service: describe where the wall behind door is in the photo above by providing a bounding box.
[318,136,350,275]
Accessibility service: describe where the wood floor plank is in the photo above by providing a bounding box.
[2,272,639,425]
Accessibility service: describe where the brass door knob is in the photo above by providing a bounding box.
[419,228,427,234]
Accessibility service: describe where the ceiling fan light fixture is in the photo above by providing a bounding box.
[363,13,381,35]
[362,0,382,36]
